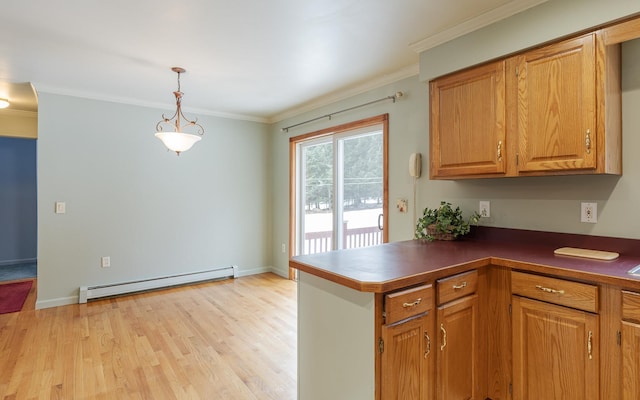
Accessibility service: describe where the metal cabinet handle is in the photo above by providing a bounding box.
[497,140,503,161]
[588,330,593,360]
[402,298,422,308]
[586,129,591,154]
[535,285,565,295]
[424,331,431,358]
[452,282,467,290]
[440,323,447,351]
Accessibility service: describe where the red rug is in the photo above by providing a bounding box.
[0,280,33,314]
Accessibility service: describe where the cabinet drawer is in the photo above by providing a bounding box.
[622,290,640,322]
[511,271,598,313]
[437,270,478,305]
[385,284,433,325]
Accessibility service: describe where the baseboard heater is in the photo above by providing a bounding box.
[79,265,238,303]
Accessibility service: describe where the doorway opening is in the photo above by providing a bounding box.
[0,136,37,283]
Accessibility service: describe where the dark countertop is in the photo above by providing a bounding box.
[289,227,640,293]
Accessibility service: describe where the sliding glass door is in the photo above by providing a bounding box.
[294,121,386,256]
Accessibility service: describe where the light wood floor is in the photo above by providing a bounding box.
[0,273,297,399]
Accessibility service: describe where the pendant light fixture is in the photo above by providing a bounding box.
[155,67,204,155]
[0,98,9,109]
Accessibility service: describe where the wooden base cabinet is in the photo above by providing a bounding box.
[436,270,481,400]
[622,321,640,400]
[380,271,483,400]
[512,296,599,400]
[511,271,600,400]
[381,284,435,400]
[437,294,479,400]
[381,313,435,400]
[622,290,640,400]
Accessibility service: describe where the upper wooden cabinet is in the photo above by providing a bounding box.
[516,34,597,173]
[430,61,506,178]
[429,31,621,179]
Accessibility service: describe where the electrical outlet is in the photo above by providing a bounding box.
[101,256,111,268]
[281,243,286,253]
[55,201,66,214]
[479,201,490,218]
[581,202,597,223]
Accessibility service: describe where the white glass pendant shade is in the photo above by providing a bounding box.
[155,131,202,154]
[0,98,9,109]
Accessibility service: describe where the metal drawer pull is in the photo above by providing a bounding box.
[424,331,431,358]
[440,323,447,351]
[497,140,503,161]
[588,331,593,360]
[585,129,591,154]
[402,298,422,308]
[535,285,565,295]
[452,282,467,290]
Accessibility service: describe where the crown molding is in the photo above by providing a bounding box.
[33,83,270,123]
[34,63,420,125]
[269,63,419,124]
[409,0,548,53]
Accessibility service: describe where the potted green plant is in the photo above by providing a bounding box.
[415,201,480,241]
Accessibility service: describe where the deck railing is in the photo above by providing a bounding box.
[304,222,382,254]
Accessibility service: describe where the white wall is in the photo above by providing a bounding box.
[269,2,640,275]
[37,93,271,307]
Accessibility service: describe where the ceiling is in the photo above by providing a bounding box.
[0,0,545,122]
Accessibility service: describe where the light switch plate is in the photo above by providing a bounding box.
[55,201,66,214]
[396,199,408,213]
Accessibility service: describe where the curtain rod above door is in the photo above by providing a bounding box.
[281,92,403,133]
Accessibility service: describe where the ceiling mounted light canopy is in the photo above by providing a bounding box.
[0,98,10,109]
[155,67,204,155]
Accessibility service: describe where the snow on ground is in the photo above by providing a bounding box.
[304,208,383,232]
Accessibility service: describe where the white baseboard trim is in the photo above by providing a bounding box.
[34,266,291,310]
[269,266,290,279]
[36,296,77,310]
[236,266,290,279]
[235,265,273,277]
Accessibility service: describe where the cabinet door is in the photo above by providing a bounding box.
[516,33,597,173]
[512,296,599,400]
[622,321,640,400]
[436,294,479,400]
[430,60,506,178]
[381,312,434,400]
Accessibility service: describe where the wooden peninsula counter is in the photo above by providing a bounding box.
[289,227,640,400]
